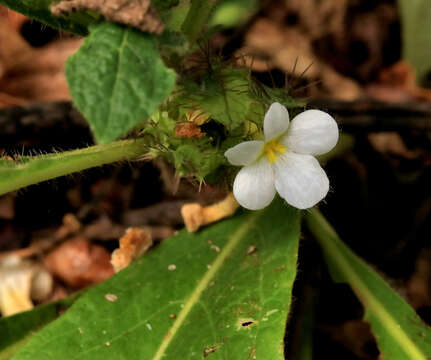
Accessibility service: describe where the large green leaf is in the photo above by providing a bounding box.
[0,0,91,35]
[306,209,431,360]
[66,22,176,144]
[398,0,431,81]
[0,296,78,360]
[11,199,300,359]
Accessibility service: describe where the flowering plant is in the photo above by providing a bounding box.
[226,102,338,210]
[0,1,429,360]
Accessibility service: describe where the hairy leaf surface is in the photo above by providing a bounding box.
[66,22,176,143]
[12,199,300,359]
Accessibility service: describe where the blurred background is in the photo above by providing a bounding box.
[0,1,430,359]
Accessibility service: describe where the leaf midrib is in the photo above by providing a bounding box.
[315,211,427,360]
[105,29,129,140]
[152,211,261,360]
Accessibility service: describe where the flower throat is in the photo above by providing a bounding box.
[263,140,287,163]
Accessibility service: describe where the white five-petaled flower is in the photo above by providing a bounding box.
[225,102,339,210]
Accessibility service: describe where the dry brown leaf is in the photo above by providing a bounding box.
[0,5,82,106]
[51,0,164,34]
[175,122,205,138]
[241,18,362,100]
[0,194,15,220]
[368,132,422,160]
[55,213,82,239]
[0,7,27,31]
[44,237,114,288]
[367,61,431,103]
[0,21,31,79]
[0,38,82,105]
[83,215,125,240]
[111,227,153,273]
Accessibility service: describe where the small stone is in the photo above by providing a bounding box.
[105,342,111,347]
[168,264,176,271]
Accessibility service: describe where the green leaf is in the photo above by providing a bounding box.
[0,296,78,360]
[66,22,176,144]
[306,208,431,360]
[0,0,92,35]
[398,0,431,81]
[12,200,300,359]
[210,0,259,28]
[179,68,253,132]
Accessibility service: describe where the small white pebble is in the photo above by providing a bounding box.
[105,342,111,347]
[105,294,118,302]
[211,245,220,252]
[146,323,152,331]
[168,264,176,271]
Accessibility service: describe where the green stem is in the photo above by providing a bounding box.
[305,208,427,360]
[181,0,218,43]
[0,138,149,196]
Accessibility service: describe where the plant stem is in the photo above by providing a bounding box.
[0,138,149,196]
[181,0,218,43]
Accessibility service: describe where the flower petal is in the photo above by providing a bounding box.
[282,109,338,155]
[273,152,329,209]
[224,140,264,166]
[264,102,290,141]
[233,157,276,210]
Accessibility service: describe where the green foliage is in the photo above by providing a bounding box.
[10,200,300,360]
[144,111,225,180]
[398,0,431,81]
[0,0,92,35]
[306,209,431,360]
[0,296,78,360]
[176,67,300,133]
[158,1,191,32]
[210,0,259,28]
[181,0,217,42]
[66,22,176,144]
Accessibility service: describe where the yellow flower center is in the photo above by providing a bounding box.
[263,140,287,163]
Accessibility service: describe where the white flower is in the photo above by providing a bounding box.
[225,102,339,210]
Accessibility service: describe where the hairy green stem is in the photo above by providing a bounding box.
[305,208,427,360]
[0,138,149,196]
[181,0,218,42]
